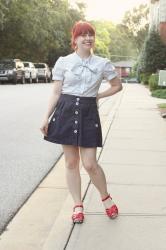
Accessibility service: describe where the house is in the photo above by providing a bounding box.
[150,0,166,44]
[113,60,136,78]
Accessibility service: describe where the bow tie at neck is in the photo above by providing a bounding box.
[71,62,98,75]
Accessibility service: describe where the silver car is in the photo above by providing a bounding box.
[34,63,51,83]
[0,59,25,84]
[23,62,38,83]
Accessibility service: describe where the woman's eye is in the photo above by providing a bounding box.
[81,34,93,37]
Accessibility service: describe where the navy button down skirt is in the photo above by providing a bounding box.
[44,94,102,147]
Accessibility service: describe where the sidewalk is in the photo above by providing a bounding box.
[1,84,166,250]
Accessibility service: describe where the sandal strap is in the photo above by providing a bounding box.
[102,194,112,202]
[73,204,83,211]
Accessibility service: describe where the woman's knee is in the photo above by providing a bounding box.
[82,161,98,173]
[65,157,79,170]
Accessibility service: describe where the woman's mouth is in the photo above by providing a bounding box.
[83,42,92,45]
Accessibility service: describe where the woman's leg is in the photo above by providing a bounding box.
[62,145,82,206]
[80,147,114,209]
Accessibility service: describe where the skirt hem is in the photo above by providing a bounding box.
[44,137,102,148]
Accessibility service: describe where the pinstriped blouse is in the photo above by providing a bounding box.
[52,52,118,97]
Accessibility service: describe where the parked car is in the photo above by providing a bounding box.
[125,77,139,83]
[34,63,51,82]
[0,59,25,84]
[23,61,38,83]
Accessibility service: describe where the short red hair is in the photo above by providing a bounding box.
[71,21,95,49]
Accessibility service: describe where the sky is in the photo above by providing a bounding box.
[70,0,149,23]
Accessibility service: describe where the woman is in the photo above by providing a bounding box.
[40,21,122,224]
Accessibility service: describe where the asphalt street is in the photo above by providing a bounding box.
[0,83,62,233]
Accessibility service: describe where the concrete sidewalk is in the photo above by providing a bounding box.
[1,84,166,250]
[64,84,166,250]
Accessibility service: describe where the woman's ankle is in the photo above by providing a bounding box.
[101,194,115,209]
[73,204,84,213]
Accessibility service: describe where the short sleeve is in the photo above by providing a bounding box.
[103,60,118,81]
[52,57,64,81]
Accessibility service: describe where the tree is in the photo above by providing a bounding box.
[91,21,112,57]
[138,30,166,73]
[0,0,10,30]
[0,0,85,65]
[90,21,138,60]
[109,24,137,61]
[122,4,149,53]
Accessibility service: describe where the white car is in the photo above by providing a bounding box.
[34,63,51,82]
[23,62,38,83]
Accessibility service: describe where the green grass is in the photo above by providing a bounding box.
[158,103,166,108]
[151,89,166,99]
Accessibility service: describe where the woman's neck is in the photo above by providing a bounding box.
[75,49,92,59]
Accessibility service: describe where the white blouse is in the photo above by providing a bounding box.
[52,52,118,97]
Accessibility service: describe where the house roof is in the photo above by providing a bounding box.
[113,60,136,68]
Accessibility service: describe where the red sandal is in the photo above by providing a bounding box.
[102,194,118,219]
[72,205,84,224]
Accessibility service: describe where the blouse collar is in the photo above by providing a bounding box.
[73,51,93,63]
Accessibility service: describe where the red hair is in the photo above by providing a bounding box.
[71,21,95,49]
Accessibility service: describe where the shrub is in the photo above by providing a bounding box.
[140,72,151,85]
[151,89,166,99]
[149,73,159,90]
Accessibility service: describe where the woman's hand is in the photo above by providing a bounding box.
[40,118,49,136]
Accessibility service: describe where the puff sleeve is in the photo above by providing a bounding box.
[103,60,118,81]
[52,57,64,81]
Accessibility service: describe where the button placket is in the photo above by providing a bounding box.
[74,97,80,135]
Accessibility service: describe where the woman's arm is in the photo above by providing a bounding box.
[40,80,63,136]
[97,77,122,100]
[43,80,63,120]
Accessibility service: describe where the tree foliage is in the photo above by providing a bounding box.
[91,21,112,58]
[109,24,137,61]
[0,0,85,65]
[0,1,149,65]
[91,21,137,61]
[122,4,149,52]
[138,30,166,74]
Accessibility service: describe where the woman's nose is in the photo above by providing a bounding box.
[84,34,93,39]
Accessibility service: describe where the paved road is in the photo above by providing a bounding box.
[0,83,62,233]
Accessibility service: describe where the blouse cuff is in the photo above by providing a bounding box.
[103,60,118,81]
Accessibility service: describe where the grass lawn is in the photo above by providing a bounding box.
[157,103,166,118]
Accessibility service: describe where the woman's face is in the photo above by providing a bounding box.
[75,32,95,52]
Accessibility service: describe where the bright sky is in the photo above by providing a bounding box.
[70,0,149,23]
